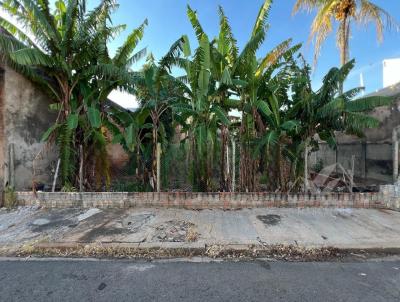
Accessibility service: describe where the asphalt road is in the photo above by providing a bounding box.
[0,258,399,302]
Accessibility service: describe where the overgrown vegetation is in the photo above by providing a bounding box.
[0,0,394,193]
[0,0,148,190]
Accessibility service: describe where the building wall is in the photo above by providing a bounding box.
[383,59,400,88]
[0,65,129,192]
[310,97,400,184]
[1,65,57,190]
[0,67,4,194]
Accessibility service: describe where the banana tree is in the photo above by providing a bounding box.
[288,58,393,191]
[135,41,185,191]
[212,6,239,191]
[171,28,231,191]
[227,0,297,192]
[0,0,147,188]
[106,102,153,187]
[185,5,236,191]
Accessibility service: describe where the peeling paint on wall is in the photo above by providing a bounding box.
[1,65,57,190]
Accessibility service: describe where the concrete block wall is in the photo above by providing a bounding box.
[15,191,387,210]
[310,142,394,183]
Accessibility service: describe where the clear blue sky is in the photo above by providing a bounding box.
[93,0,400,94]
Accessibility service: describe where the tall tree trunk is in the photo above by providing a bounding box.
[136,145,140,178]
[152,114,158,192]
[277,143,283,190]
[239,114,257,192]
[339,15,350,93]
[304,138,311,192]
[192,128,209,192]
[136,141,144,186]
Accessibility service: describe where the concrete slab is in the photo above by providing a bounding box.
[1,207,400,251]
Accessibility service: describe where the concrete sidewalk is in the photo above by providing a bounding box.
[1,206,400,254]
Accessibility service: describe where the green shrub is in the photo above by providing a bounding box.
[61,183,77,192]
[313,159,324,174]
[4,186,17,209]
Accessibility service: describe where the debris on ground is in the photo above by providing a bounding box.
[2,207,400,261]
[10,243,378,262]
[153,220,199,242]
[204,244,343,261]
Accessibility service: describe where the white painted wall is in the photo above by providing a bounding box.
[383,58,400,88]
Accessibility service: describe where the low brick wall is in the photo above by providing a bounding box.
[15,191,388,210]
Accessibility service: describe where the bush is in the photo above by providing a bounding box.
[4,186,17,209]
[313,159,324,174]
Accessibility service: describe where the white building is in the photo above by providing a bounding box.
[383,58,400,88]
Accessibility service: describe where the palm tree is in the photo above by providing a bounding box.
[293,0,398,66]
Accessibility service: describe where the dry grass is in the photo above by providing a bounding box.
[185,226,199,242]
[16,244,201,260]
[12,242,351,262]
[3,187,17,209]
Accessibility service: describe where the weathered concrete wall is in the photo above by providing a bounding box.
[310,142,393,183]
[1,66,57,190]
[310,94,400,184]
[0,67,5,195]
[107,143,130,176]
[0,67,4,206]
[0,65,134,192]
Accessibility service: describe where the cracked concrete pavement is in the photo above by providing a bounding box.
[1,206,400,252]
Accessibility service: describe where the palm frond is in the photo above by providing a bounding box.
[358,0,399,41]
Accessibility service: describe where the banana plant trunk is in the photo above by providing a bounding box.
[191,128,209,192]
[219,125,230,191]
[151,112,159,192]
[304,138,310,192]
[239,114,257,192]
